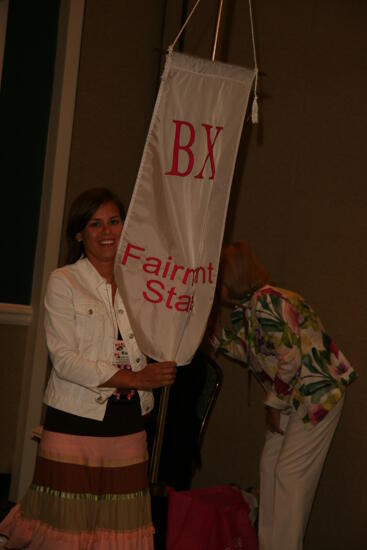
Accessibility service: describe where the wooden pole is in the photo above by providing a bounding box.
[149,385,171,486]
[149,0,227,489]
[211,0,225,61]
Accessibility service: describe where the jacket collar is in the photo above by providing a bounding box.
[77,256,109,289]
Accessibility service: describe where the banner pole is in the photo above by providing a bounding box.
[211,0,225,61]
[149,385,171,486]
[149,1,225,489]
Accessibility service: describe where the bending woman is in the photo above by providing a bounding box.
[0,187,176,549]
[212,241,356,550]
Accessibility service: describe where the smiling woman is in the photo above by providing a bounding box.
[0,187,177,549]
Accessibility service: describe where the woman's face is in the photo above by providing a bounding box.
[76,201,123,266]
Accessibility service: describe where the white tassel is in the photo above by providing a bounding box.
[251,95,259,124]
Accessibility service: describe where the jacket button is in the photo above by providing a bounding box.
[129,334,134,339]
[118,309,124,314]
[88,309,93,315]
[136,358,141,363]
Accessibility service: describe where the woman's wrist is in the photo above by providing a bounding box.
[99,369,137,390]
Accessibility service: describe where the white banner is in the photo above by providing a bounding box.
[115,52,255,365]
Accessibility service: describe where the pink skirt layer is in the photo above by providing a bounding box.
[1,506,154,550]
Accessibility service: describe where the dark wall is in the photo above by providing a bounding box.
[0,0,60,304]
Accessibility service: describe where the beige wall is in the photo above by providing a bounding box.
[64,1,367,547]
[181,2,366,549]
[59,0,167,261]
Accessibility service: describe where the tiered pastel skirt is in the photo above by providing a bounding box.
[0,402,154,549]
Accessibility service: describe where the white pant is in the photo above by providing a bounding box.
[258,397,344,550]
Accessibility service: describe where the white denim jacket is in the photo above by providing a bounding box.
[43,257,153,420]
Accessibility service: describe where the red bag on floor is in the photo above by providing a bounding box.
[166,485,258,550]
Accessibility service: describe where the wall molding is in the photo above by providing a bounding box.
[0,303,32,326]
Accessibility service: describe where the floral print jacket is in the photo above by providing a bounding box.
[217,285,356,426]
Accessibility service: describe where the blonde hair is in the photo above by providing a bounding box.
[220,241,271,300]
